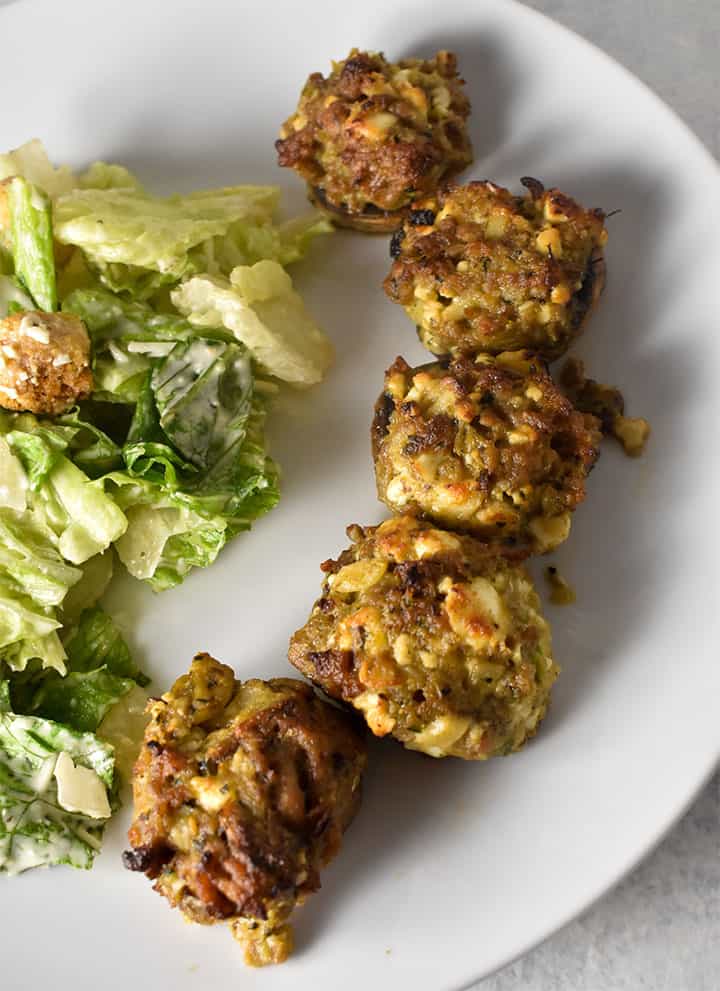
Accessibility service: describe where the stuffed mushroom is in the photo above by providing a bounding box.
[123,653,367,967]
[289,515,559,761]
[276,49,472,232]
[372,352,601,552]
[384,178,607,358]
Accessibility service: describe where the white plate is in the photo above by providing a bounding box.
[2,0,719,987]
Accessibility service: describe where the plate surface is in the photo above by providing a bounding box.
[2,1,719,988]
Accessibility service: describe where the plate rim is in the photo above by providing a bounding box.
[0,1,718,987]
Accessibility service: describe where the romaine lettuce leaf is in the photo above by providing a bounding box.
[151,338,253,469]
[113,500,226,588]
[105,388,278,590]
[0,682,114,874]
[2,633,66,676]
[171,260,333,386]
[0,578,60,651]
[189,211,331,274]
[59,290,279,588]
[30,457,127,565]
[53,185,280,287]
[79,162,144,193]
[6,606,147,734]
[23,667,135,735]
[0,139,76,199]
[0,435,28,511]
[54,408,123,477]
[0,509,83,608]
[5,424,127,565]
[62,287,229,403]
[63,605,148,685]
[60,552,114,623]
[5,176,57,310]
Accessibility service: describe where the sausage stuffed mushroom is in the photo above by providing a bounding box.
[384,178,607,358]
[276,49,473,232]
[289,515,559,760]
[372,352,601,552]
[123,654,367,967]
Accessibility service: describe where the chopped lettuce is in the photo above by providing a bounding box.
[22,667,135,735]
[60,289,279,588]
[5,176,57,310]
[63,605,148,686]
[0,682,114,874]
[16,614,140,734]
[0,439,83,666]
[0,139,334,872]
[189,211,332,275]
[0,435,29,511]
[172,260,333,386]
[0,430,126,687]
[6,606,147,734]
[3,634,67,676]
[113,500,227,588]
[108,376,278,590]
[0,139,76,199]
[0,274,34,318]
[0,509,82,608]
[5,423,127,565]
[61,551,114,623]
[79,162,144,193]
[151,338,253,468]
[0,578,60,652]
[53,185,280,290]
[63,287,221,403]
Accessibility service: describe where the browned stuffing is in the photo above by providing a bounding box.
[372,351,601,552]
[276,49,472,228]
[384,178,607,358]
[289,514,558,760]
[124,654,366,967]
[560,357,650,457]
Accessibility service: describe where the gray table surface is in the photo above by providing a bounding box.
[476,3,719,989]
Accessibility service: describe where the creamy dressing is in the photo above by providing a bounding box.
[0,710,113,874]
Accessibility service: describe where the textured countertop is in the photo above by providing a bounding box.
[478,3,719,989]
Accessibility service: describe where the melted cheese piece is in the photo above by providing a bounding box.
[330,559,387,596]
[188,775,234,814]
[53,752,111,820]
[445,577,510,648]
[353,691,395,736]
[406,715,472,758]
[528,512,571,552]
